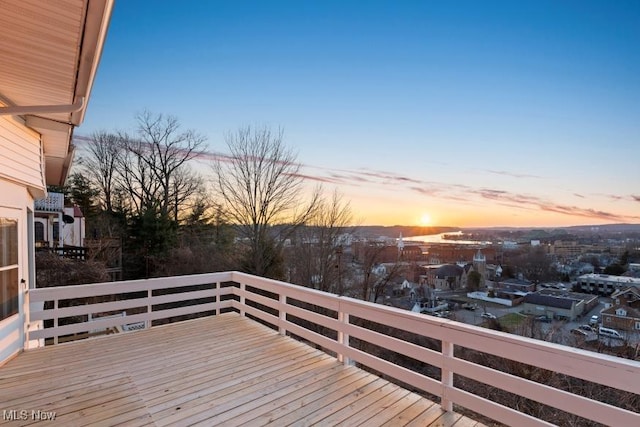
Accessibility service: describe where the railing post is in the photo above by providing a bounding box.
[279,294,286,335]
[53,299,58,345]
[240,282,245,316]
[214,282,220,316]
[24,287,30,348]
[441,340,454,412]
[146,289,152,329]
[338,302,350,366]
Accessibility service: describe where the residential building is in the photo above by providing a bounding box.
[0,0,112,363]
[601,287,640,334]
[34,195,86,248]
[425,244,497,265]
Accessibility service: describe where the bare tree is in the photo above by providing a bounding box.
[81,131,121,212]
[286,190,354,294]
[115,133,159,215]
[123,111,206,218]
[168,166,205,223]
[98,112,206,219]
[213,126,320,278]
[356,241,406,302]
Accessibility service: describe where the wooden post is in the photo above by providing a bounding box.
[214,282,220,316]
[279,294,286,335]
[23,287,29,348]
[441,340,454,412]
[338,304,350,366]
[146,289,152,329]
[240,282,245,316]
[53,299,58,345]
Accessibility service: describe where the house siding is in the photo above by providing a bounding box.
[0,114,45,194]
[0,117,39,365]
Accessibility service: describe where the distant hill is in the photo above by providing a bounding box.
[562,223,640,233]
[462,223,640,233]
[351,223,640,241]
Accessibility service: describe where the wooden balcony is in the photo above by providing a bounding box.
[1,314,482,426]
[7,272,640,426]
[33,192,64,212]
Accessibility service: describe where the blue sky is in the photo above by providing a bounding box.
[80,0,640,227]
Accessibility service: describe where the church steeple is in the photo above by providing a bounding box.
[473,249,486,277]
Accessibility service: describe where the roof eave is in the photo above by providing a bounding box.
[70,0,115,126]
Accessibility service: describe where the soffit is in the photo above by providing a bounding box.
[0,0,113,186]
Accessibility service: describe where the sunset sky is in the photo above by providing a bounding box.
[79,0,640,228]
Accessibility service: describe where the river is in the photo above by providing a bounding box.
[404,231,491,245]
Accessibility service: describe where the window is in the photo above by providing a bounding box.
[615,308,627,317]
[0,218,19,321]
[34,221,44,242]
[52,221,59,242]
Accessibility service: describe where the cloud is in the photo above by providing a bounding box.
[594,193,640,203]
[73,134,637,223]
[286,172,344,184]
[540,204,638,222]
[485,169,544,179]
[357,169,424,185]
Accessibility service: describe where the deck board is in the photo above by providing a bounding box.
[0,313,483,426]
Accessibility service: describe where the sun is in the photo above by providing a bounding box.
[419,213,432,226]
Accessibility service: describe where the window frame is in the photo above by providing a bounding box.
[0,214,20,322]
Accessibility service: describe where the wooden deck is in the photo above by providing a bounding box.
[0,313,485,426]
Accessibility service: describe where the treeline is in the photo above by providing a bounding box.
[62,112,354,288]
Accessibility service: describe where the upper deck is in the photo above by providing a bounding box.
[0,313,482,426]
[2,271,638,426]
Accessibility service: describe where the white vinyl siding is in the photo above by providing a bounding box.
[0,115,45,192]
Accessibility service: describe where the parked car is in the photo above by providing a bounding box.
[481,312,497,320]
[462,302,477,311]
[577,325,594,332]
[589,315,599,326]
[534,315,551,323]
[598,327,623,339]
[570,328,589,337]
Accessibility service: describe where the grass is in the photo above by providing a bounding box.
[499,312,528,329]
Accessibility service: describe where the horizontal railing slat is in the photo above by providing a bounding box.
[231,272,341,311]
[232,300,279,330]
[446,387,555,427]
[237,288,280,312]
[342,342,443,397]
[448,356,640,427]
[150,288,218,306]
[344,322,442,368]
[29,272,232,302]
[31,298,146,321]
[30,302,220,340]
[280,303,341,333]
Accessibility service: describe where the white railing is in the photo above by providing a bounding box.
[34,191,64,211]
[26,272,640,427]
